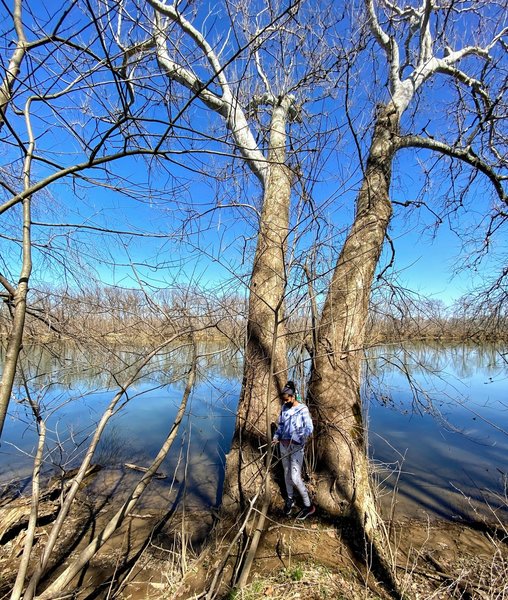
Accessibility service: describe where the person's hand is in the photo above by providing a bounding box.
[271,438,279,446]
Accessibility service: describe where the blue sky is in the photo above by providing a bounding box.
[18,110,498,307]
[35,150,488,307]
[1,0,505,310]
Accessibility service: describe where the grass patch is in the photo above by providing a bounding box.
[225,563,382,599]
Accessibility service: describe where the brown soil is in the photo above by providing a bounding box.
[44,510,504,599]
[166,512,508,600]
[1,484,507,600]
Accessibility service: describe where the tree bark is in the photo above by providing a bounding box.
[0,91,34,438]
[0,0,26,130]
[222,99,293,510]
[308,103,398,535]
[0,278,30,438]
[10,414,45,600]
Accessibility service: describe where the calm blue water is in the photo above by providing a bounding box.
[1,343,507,520]
[366,344,508,519]
[0,346,241,509]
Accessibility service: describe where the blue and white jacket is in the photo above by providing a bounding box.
[273,403,313,445]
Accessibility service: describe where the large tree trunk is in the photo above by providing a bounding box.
[0,280,29,438]
[222,100,293,510]
[308,103,399,536]
[0,0,30,439]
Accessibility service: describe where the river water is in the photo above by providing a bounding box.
[1,342,507,522]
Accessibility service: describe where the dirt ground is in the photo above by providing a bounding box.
[1,479,507,600]
[166,511,508,600]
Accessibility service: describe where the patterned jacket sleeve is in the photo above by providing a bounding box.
[273,411,283,441]
[301,406,313,442]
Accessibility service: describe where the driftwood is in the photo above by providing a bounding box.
[124,463,166,479]
[0,497,59,545]
[50,463,101,484]
[0,465,101,545]
[422,553,491,596]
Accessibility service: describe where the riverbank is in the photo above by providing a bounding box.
[166,509,508,599]
[1,478,507,599]
[3,328,508,347]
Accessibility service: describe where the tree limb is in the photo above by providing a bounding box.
[0,147,173,216]
[10,386,46,600]
[398,134,507,205]
[36,341,198,599]
[22,334,192,600]
[417,0,433,67]
[147,0,268,184]
[0,272,62,335]
[366,0,391,55]
[152,14,225,112]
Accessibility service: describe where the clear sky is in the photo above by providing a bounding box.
[38,148,492,307]
[1,0,506,312]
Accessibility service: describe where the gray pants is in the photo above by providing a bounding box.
[279,442,311,507]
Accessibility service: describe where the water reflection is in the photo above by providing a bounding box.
[0,341,241,512]
[366,343,508,520]
[0,340,243,390]
[366,341,507,381]
[1,341,507,521]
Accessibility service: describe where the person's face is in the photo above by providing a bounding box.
[282,394,294,405]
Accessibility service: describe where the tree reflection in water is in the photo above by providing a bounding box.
[1,341,507,520]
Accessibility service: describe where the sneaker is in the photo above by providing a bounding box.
[296,505,316,520]
[283,498,295,516]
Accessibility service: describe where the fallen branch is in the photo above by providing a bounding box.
[124,463,166,479]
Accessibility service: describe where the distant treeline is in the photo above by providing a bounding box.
[0,286,246,345]
[366,309,508,343]
[1,286,506,345]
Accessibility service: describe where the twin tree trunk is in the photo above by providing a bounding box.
[223,102,399,536]
[222,100,292,510]
[307,103,398,534]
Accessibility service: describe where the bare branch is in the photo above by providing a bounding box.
[10,387,46,600]
[0,148,173,216]
[151,14,225,112]
[31,221,172,238]
[436,63,491,107]
[398,134,507,205]
[147,0,270,184]
[37,342,198,598]
[0,0,27,127]
[147,0,232,92]
[417,0,433,66]
[254,47,273,96]
[366,0,391,54]
[0,271,62,334]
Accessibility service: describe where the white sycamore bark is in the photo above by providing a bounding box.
[309,0,507,582]
[148,0,269,184]
[366,0,507,115]
[146,0,296,507]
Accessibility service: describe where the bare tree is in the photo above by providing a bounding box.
[0,0,203,437]
[0,0,76,129]
[2,1,507,596]
[21,339,198,600]
[130,0,339,507]
[306,0,507,562]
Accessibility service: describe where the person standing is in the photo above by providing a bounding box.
[272,381,315,519]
